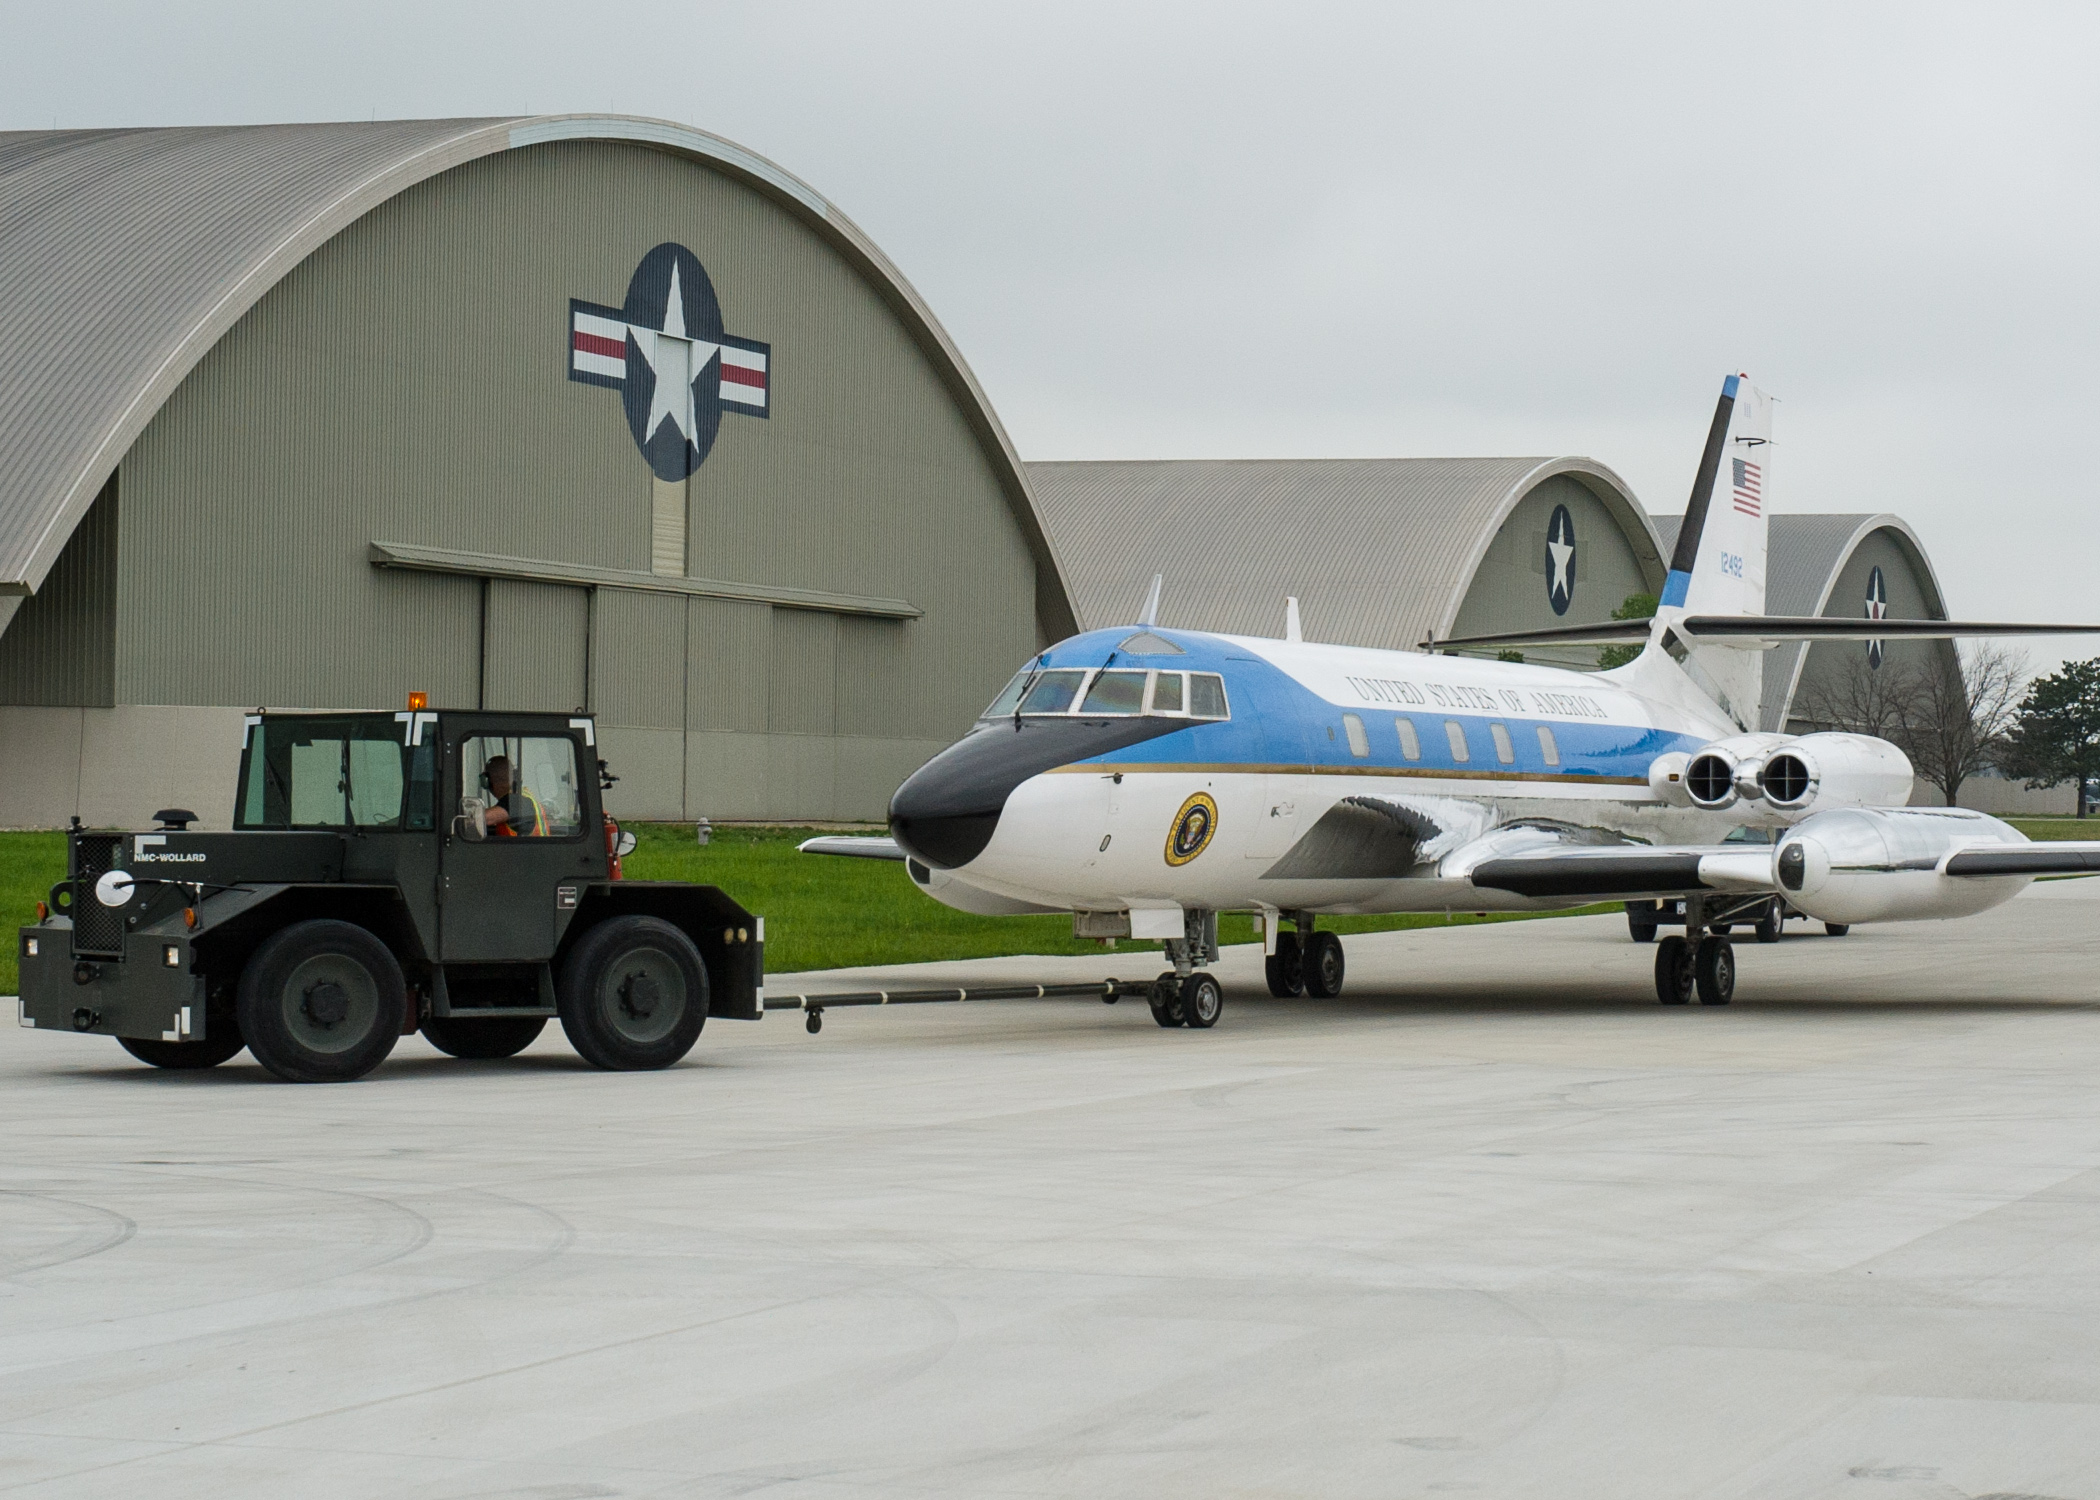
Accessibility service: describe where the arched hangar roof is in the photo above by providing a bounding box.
[0,115,1078,635]
[1025,456,1659,652]
[1653,512,1951,731]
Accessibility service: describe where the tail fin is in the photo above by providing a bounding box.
[1655,373,1774,727]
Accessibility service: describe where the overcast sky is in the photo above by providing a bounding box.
[6,2,2097,668]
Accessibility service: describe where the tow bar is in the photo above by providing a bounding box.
[764,980,1152,1034]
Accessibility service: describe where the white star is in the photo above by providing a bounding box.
[1548,535,1574,599]
[628,261,719,450]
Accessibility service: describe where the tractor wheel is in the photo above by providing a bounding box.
[237,920,405,1083]
[422,1014,547,1060]
[557,916,708,1070]
[119,1031,246,1070]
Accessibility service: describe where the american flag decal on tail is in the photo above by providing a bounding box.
[1731,457,1762,518]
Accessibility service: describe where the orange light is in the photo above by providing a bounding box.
[34,900,47,922]
[184,907,197,929]
[407,691,428,710]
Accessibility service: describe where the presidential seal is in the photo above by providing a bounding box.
[1164,792,1219,867]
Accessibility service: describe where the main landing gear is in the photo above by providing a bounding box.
[1652,895,1740,1007]
[1264,914,1345,999]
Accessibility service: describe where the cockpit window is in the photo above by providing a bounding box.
[1080,670,1148,715]
[1018,670,1088,714]
[977,664,1231,721]
[983,669,1033,718]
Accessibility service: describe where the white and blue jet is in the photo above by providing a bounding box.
[809,376,2100,1026]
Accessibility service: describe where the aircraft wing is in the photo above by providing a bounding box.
[798,835,908,861]
[1425,616,2100,652]
[1466,845,1778,900]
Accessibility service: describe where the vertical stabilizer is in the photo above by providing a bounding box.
[1653,373,1774,729]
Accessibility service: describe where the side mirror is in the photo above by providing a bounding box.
[457,796,488,841]
[615,831,637,858]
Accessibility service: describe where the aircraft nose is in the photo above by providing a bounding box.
[889,714,1193,869]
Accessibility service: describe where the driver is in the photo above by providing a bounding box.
[481,755,547,837]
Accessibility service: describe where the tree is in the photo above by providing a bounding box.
[1790,644,2027,807]
[2002,657,2100,818]
[1892,644,2027,807]
[1595,592,1659,670]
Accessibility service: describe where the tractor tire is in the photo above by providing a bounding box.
[119,1031,246,1070]
[557,916,708,1070]
[237,920,405,1083]
[422,1014,547,1059]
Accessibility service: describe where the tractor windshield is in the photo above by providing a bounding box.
[236,716,437,831]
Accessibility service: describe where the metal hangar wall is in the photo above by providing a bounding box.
[0,118,1077,829]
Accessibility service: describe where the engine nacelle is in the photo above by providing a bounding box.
[1678,733,1796,812]
[1775,806,2029,925]
[1755,732,1914,817]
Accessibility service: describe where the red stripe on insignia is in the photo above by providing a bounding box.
[573,331,627,359]
[720,365,767,389]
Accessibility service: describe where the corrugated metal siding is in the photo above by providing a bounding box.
[0,121,512,589]
[1446,474,1657,666]
[836,616,910,738]
[111,139,1035,760]
[0,473,115,705]
[768,608,837,735]
[591,588,684,729]
[483,579,587,712]
[1026,457,1656,652]
[686,597,769,734]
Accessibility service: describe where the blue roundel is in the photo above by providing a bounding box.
[566,242,773,484]
[1544,503,1577,615]
[620,245,728,482]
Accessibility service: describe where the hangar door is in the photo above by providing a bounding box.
[482,579,588,713]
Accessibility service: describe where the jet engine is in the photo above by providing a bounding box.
[1753,732,1914,817]
[1774,806,2029,925]
[1676,733,1797,812]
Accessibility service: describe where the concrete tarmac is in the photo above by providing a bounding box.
[4,884,2100,1498]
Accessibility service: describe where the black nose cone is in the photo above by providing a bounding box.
[889,715,1195,869]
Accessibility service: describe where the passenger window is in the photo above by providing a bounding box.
[1080,670,1148,715]
[1396,717,1421,761]
[460,735,583,840]
[1537,725,1560,766]
[1489,722,1515,765]
[1444,720,1470,762]
[1188,673,1229,719]
[1150,672,1184,714]
[1018,670,1086,714]
[1342,713,1370,757]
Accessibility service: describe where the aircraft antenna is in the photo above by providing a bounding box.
[1137,574,1164,627]
[1285,597,1303,642]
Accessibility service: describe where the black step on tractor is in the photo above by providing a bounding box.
[15,706,762,1082]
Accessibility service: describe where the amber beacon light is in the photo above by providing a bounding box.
[406,691,428,710]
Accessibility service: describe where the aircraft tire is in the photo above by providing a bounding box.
[1149,972,1185,1028]
[1627,908,1657,943]
[1265,932,1305,997]
[1183,972,1224,1029]
[1304,932,1345,998]
[1755,901,1784,944]
[1824,922,1850,937]
[1654,936,1694,1005]
[1694,936,1735,1006]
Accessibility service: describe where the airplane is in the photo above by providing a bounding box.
[805,375,2100,1028]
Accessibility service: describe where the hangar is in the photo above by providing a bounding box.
[0,116,1076,828]
[0,115,1972,828]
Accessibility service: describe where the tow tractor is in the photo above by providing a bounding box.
[15,704,761,1082]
